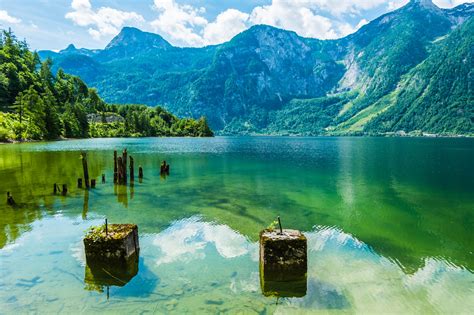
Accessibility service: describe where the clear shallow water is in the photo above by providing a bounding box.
[0,137,473,313]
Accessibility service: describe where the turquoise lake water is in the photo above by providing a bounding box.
[0,137,473,313]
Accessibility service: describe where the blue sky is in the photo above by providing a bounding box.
[0,0,472,51]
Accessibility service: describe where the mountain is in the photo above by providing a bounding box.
[38,0,474,135]
[0,30,214,142]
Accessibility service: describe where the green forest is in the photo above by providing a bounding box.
[0,30,213,142]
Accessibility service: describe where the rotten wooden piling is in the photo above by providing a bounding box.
[129,156,134,182]
[138,166,143,179]
[122,149,128,184]
[117,157,123,184]
[62,184,68,196]
[81,152,90,189]
[54,183,59,194]
[114,150,118,184]
[7,192,15,205]
[78,178,82,188]
[160,161,170,175]
[102,174,106,183]
[91,179,96,188]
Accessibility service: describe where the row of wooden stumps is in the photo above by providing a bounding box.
[114,149,143,184]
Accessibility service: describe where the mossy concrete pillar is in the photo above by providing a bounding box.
[84,224,139,262]
[259,229,307,297]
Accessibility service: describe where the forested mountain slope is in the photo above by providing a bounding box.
[39,0,474,135]
[0,31,213,142]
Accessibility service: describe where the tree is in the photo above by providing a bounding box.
[42,89,61,139]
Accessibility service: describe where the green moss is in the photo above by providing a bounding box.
[85,224,137,242]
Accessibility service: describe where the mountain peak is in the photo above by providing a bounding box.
[105,27,172,51]
[64,44,76,51]
[119,26,143,35]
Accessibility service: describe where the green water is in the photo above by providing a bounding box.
[0,137,473,314]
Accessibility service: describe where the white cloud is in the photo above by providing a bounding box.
[149,0,401,47]
[389,0,474,10]
[281,0,388,16]
[202,9,250,45]
[65,0,145,40]
[65,0,474,47]
[150,0,208,46]
[0,10,22,24]
[433,0,474,8]
[249,2,338,39]
[388,0,410,10]
[150,1,251,46]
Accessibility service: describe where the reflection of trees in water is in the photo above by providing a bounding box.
[0,149,107,248]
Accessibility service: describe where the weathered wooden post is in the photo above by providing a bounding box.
[160,161,165,174]
[81,152,90,189]
[138,166,143,180]
[54,183,59,194]
[129,156,134,182]
[259,218,307,298]
[6,192,15,205]
[113,150,118,184]
[102,174,106,183]
[91,179,96,188]
[122,149,128,184]
[78,178,83,188]
[117,157,123,184]
[62,184,68,196]
[160,161,170,175]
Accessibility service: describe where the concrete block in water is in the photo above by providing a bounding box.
[259,229,307,297]
[84,224,139,262]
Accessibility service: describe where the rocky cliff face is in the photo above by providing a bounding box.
[39,1,474,135]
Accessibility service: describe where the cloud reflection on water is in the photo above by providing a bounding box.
[151,216,474,313]
[153,216,258,266]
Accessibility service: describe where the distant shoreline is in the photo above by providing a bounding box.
[2,133,472,144]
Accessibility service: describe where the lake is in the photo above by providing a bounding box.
[0,137,473,313]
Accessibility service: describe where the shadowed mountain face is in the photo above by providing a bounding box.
[39,1,474,135]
